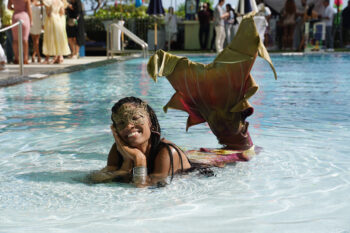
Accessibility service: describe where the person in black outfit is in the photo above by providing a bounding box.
[207,2,216,51]
[198,3,211,50]
[66,0,85,58]
[342,0,350,48]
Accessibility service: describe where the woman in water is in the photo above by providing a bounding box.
[90,97,191,187]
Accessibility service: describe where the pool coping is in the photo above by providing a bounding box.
[0,54,143,88]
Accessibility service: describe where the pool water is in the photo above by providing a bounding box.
[1,54,350,232]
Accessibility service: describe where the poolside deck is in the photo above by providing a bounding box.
[0,55,142,87]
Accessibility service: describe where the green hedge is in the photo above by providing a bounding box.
[94,5,149,20]
[84,17,106,42]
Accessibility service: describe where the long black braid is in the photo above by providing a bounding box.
[111,96,162,173]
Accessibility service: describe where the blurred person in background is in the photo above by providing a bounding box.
[1,2,14,63]
[66,0,84,59]
[322,0,334,50]
[293,0,307,51]
[30,0,44,63]
[332,0,343,48]
[214,0,229,53]
[8,0,32,64]
[198,2,211,50]
[281,0,296,50]
[207,2,216,51]
[42,0,70,64]
[342,0,350,48]
[256,0,271,45]
[224,3,236,45]
[164,6,178,50]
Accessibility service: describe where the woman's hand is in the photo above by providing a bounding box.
[110,125,146,167]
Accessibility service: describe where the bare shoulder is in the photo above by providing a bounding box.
[160,139,184,154]
[158,139,191,170]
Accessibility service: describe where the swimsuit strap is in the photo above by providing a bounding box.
[167,143,184,172]
[159,141,188,181]
[163,143,175,181]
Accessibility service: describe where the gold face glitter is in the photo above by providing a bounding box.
[112,103,149,131]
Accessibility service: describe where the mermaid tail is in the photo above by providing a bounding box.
[147,13,277,150]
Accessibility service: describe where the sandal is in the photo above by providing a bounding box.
[53,58,63,64]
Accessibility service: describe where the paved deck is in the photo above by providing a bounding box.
[0,55,142,87]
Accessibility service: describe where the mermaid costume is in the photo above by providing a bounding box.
[147,14,277,155]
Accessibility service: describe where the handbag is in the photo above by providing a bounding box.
[67,18,77,27]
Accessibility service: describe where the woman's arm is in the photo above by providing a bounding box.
[26,0,32,25]
[89,143,132,183]
[34,0,42,7]
[149,147,173,183]
[59,2,65,16]
[45,5,51,17]
[7,0,14,11]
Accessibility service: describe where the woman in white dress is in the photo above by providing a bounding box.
[164,7,178,50]
[30,0,44,63]
[42,0,70,64]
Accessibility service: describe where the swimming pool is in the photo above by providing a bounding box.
[1,53,350,232]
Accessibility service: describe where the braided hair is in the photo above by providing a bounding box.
[111,96,162,172]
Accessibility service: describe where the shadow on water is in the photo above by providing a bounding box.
[17,170,99,185]
[16,170,134,188]
[18,150,107,161]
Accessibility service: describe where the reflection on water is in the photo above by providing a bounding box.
[0,54,350,232]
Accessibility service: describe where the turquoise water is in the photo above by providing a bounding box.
[1,54,350,232]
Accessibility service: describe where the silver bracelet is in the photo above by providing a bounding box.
[132,166,147,184]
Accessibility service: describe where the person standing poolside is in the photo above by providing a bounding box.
[42,0,70,64]
[343,0,350,48]
[90,97,191,187]
[164,7,178,50]
[322,0,335,50]
[30,0,44,63]
[224,3,235,46]
[257,0,271,45]
[293,0,307,51]
[207,2,216,51]
[198,2,211,50]
[66,0,84,59]
[1,5,14,63]
[8,0,32,64]
[281,0,296,50]
[214,0,228,53]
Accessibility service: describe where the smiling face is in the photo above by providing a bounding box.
[112,103,152,148]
